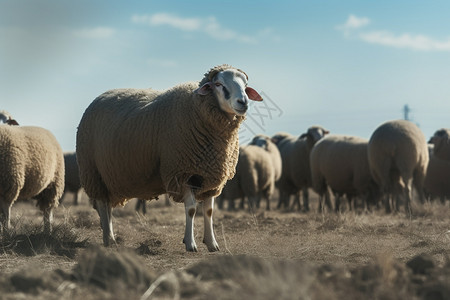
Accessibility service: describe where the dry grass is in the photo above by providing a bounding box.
[0,197,449,299]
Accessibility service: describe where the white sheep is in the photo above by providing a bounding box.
[0,125,65,233]
[60,152,83,205]
[76,64,262,251]
[219,136,280,211]
[249,134,282,209]
[273,126,329,212]
[310,135,380,212]
[368,120,429,214]
[428,129,450,161]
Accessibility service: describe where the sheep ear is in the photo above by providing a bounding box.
[7,118,19,126]
[194,82,213,95]
[245,87,263,101]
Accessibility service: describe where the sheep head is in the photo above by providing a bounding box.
[195,65,262,116]
[300,126,329,147]
[429,128,450,155]
[0,110,19,125]
[249,134,271,150]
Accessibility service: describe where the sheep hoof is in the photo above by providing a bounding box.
[203,239,220,252]
[183,238,198,252]
[185,244,198,252]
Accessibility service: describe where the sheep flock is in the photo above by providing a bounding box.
[1,65,449,253]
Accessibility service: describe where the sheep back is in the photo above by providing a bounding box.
[277,136,311,193]
[368,120,429,191]
[0,125,64,210]
[239,145,275,197]
[221,145,275,200]
[310,135,372,195]
[77,81,244,206]
[250,135,282,181]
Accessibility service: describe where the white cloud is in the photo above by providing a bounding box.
[360,31,450,51]
[73,27,115,39]
[337,14,370,31]
[132,13,257,43]
[338,15,450,52]
[132,13,201,31]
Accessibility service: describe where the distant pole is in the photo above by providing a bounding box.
[403,104,410,121]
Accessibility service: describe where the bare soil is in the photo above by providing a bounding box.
[0,194,449,300]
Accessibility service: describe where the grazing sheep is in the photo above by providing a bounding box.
[60,152,83,205]
[0,125,64,233]
[273,126,330,212]
[76,64,262,251]
[0,110,19,125]
[368,120,429,214]
[310,135,380,212]
[424,145,450,203]
[428,129,450,161]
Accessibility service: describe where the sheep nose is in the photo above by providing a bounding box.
[237,98,248,107]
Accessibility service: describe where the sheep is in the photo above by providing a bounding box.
[0,125,64,234]
[60,152,83,205]
[428,129,450,161]
[270,132,302,210]
[248,134,282,208]
[310,135,380,212]
[0,110,19,125]
[273,126,330,212]
[424,144,450,204]
[76,64,262,251]
[250,134,282,180]
[368,120,429,215]
[219,136,280,211]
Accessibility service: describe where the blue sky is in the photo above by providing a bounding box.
[1,0,449,150]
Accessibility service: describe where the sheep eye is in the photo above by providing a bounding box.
[215,83,222,87]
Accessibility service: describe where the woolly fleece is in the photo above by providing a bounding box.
[77,65,247,206]
[0,125,64,211]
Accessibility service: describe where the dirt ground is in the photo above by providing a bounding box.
[0,193,449,300]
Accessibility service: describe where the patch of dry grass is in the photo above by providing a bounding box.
[0,196,449,299]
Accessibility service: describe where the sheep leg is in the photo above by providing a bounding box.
[239,197,245,209]
[94,199,116,246]
[318,190,331,213]
[43,207,53,234]
[256,196,261,209]
[248,196,257,213]
[227,198,236,211]
[403,180,413,216]
[0,201,11,231]
[291,192,301,211]
[335,194,341,213]
[324,190,333,210]
[183,190,198,252]
[74,189,83,205]
[202,197,220,252]
[302,189,309,212]
[384,195,392,214]
[278,191,289,210]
